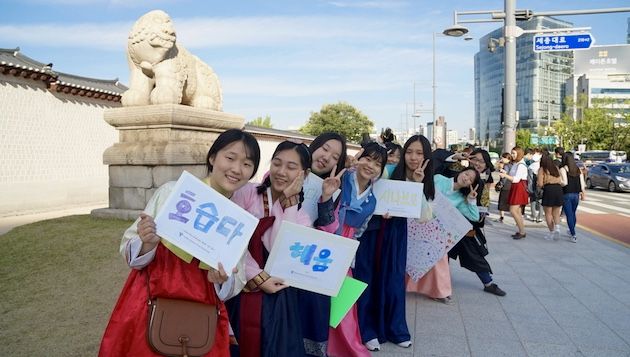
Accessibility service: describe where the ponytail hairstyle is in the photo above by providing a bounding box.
[257,140,312,209]
[391,135,435,200]
[308,132,347,178]
[357,142,388,176]
[206,129,260,178]
[453,167,481,197]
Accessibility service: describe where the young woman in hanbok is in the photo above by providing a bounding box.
[325,142,388,357]
[443,149,507,297]
[227,140,313,357]
[355,135,435,352]
[99,129,261,357]
[300,133,348,356]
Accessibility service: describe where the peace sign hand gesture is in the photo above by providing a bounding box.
[468,184,479,201]
[321,166,346,202]
[412,159,430,182]
[346,148,364,169]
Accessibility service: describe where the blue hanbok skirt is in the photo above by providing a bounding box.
[353,216,410,344]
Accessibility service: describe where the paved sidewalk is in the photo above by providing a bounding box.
[0,203,107,235]
[378,212,630,356]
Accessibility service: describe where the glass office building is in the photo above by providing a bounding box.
[474,17,573,148]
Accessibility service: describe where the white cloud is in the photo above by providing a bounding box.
[0,15,428,50]
[327,1,409,9]
[0,23,130,50]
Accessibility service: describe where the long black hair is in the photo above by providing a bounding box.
[453,167,481,197]
[391,135,435,200]
[206,129,260,178]
[470,148,495,173]
[257,140,312,209]
[308,132,348,178]
[562,152,580,177]
[357,142,388,176]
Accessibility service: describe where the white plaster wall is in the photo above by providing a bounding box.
[0,76,119,216]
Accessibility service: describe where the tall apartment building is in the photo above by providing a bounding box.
[474,17,573,148]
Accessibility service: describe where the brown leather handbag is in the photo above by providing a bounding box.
[146,273,218,357]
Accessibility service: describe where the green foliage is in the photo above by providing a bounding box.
[553,94,630,153]
[300,102,374,143]
[515,129,531,149]
[247,115,273,128]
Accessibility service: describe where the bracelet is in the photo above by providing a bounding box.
[243,271,270,292]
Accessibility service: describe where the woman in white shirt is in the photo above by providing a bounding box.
[499,146,529,239]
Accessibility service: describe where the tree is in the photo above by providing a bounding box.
[553,94,630,153]
[515,129,531,149]
[300,102,374,143]
[247,115,273,128]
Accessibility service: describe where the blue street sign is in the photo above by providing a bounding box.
[533,33,595,52]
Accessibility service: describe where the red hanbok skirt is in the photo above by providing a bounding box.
[98,243,230,357]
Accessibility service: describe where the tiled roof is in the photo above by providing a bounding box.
[0,47,127,101]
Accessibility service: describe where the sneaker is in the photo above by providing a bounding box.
[544,231,554,241]
[397,340,412,348]
[536,218,543,223]
[566,229,572,236]
[365,338,380,351]
[483,283,507,296]
[511,232,526,240]
[571,235,577,243]
[552,230,560,241]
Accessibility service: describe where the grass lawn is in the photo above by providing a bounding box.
[0,215,133,356]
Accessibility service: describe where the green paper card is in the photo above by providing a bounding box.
[330,276,368,328]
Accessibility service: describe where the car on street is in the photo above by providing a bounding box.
[586,163,630,192]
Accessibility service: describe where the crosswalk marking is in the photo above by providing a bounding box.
[583,201,630,214]
[490,192,629,216]
[577,206,604,214]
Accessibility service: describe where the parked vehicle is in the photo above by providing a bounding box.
[586,163,630,192]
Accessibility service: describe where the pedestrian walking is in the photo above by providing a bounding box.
[496,153,512,223]
[559,153,586,243]
[537,153,564,240]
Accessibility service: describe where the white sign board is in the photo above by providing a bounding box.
[264,221,359,296]
[372,179,424,218]
[302,172,341,223]
[154,171,259,275]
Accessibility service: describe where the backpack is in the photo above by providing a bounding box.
[526,167,542,198]
[526,168,535,195]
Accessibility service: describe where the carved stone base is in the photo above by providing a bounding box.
[93,104,244,220]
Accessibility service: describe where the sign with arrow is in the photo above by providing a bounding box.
[533,33,594,52]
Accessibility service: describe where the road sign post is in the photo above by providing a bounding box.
[533,33,595,52]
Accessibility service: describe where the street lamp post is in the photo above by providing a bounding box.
[443,2,630,154]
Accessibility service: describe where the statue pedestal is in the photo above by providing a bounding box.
[91,104,244,220]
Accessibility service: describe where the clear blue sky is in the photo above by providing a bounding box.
[1,0,629,137]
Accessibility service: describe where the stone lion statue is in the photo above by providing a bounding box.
[121,10,223,110]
